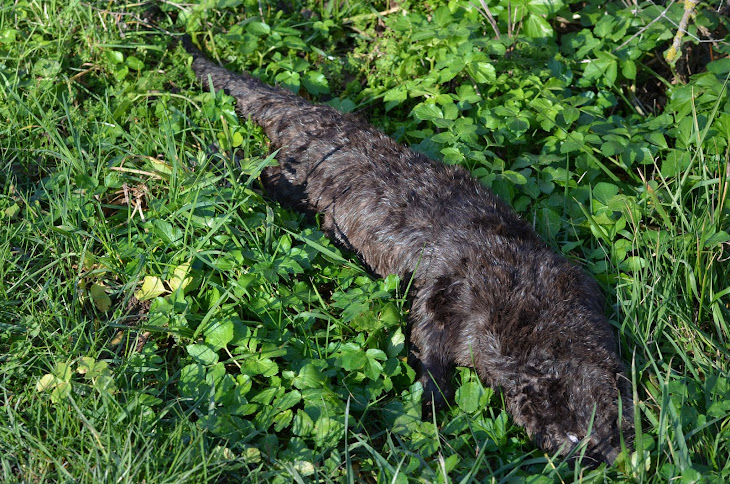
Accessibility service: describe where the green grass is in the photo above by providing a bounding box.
[2,0,729,482]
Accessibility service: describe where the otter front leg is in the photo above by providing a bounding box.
[408,316,455,418]
[407,276,463,417]
[261,162,310,211]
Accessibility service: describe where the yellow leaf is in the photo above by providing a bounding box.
[53,362,72,381]
[82,252,96,271]
[51,381,72,402]
[168,262,193,293]
[90,282,112,312]
[149,157,173,175]
[77,356,95,375]
[111,331,125,345]
[36,374,58,392]
[135,275,167,301]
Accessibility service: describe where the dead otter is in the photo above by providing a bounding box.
[183,35,633,465]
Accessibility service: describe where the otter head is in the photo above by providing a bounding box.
[506,357,634,465]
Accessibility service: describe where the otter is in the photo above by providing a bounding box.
[183,35,633,465]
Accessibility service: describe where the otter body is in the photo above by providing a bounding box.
[184,37,633,464]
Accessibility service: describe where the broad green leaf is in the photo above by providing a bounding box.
[441,146,465,164]
[153,219,182,245]
[506,116,530,137]
[386,328,406,358]
[87,361,111,379]
[707,58,730,75]
[560,105,580,126]
[126,55,144,71]
[33,58,61,77]
[275,390,302,411]
[231,131,244,147]
[273,409,294,432]
[523,14,553,40]
[527,0,565,15]
[601,140,624,157]
[349,310,379,332]
[412,103,443,121]
[187,343,219,365]
[537,207,562,239]
[704,231,730,248]
[292,409,314,436]
[242,357,279,377]
[275,70,300,92]
[661,150,691,177]
[442,102,459,120]
[570,31,601,58]
[247,21,270,36]
[313,416,344,448]
[364,348,387,381]
[114,65,129,81]
[593,182,619,204]
[645,132,668,149]
[204,318,234,349]
[0,29,17,43]
[582,53,618,87]
[501,170,527,185]
[465,61,496,84]
[619,256,647,272]
[104,50,123,64]
[302,71,329,95]
[379,303,401,327]
[179,363,209,400]
[283,35,307,50]
[455,84,481,103]
[594,16,616,39]
[622,59,637,80]
[251,387,280,406]
[433,6,452,27]
[340,343,367,371]
[3,202,20,219]
[455,380,491,413]
[560,131,585,153]
[384,86,407,110]
[707,400,730,418]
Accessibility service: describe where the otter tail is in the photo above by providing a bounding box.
[182,35,318,147]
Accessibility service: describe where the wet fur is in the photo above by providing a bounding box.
[184,36,633,465]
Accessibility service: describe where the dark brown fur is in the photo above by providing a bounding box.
[184,36,633,465]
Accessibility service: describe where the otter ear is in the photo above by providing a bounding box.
[506,376,575,452]
[505,379,547,436]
